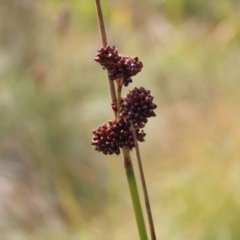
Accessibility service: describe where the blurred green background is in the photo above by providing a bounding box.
[1,0,240,239]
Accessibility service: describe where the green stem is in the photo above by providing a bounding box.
[131,122,157,240]
[122,147,149,240]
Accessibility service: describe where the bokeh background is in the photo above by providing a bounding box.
[1,0,240,239]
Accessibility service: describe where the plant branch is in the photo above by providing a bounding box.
[131,121,157,240]
[95,0,117,113]
[95,0,107,47]
[122,147,149,240]
[116,79,123,120]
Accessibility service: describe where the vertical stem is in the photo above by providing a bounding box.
[116,80,122,120]
[95,0,117,112]
[95,0,107,47]
[122,147,149,240]
[131,122,157,240]
[94,2,148,239]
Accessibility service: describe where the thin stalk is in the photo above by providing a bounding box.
[95,0,117,110]
[122,147,148,240]
[116,79,122,120]
[95,0,107,47]
[131,121,157,240]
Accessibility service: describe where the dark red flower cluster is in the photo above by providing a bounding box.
[92,45,157,155]
[94,45,143,86]
[91,119,146,155]
[120,87,157,128]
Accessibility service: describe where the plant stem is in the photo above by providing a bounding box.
[122,147,149,240]
[131,121,157,240]
[95,0,107,47]
[94,2,149,239]
[116,80,122,120]
[95,0,117,112]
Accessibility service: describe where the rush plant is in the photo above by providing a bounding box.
[92,1,157,239]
